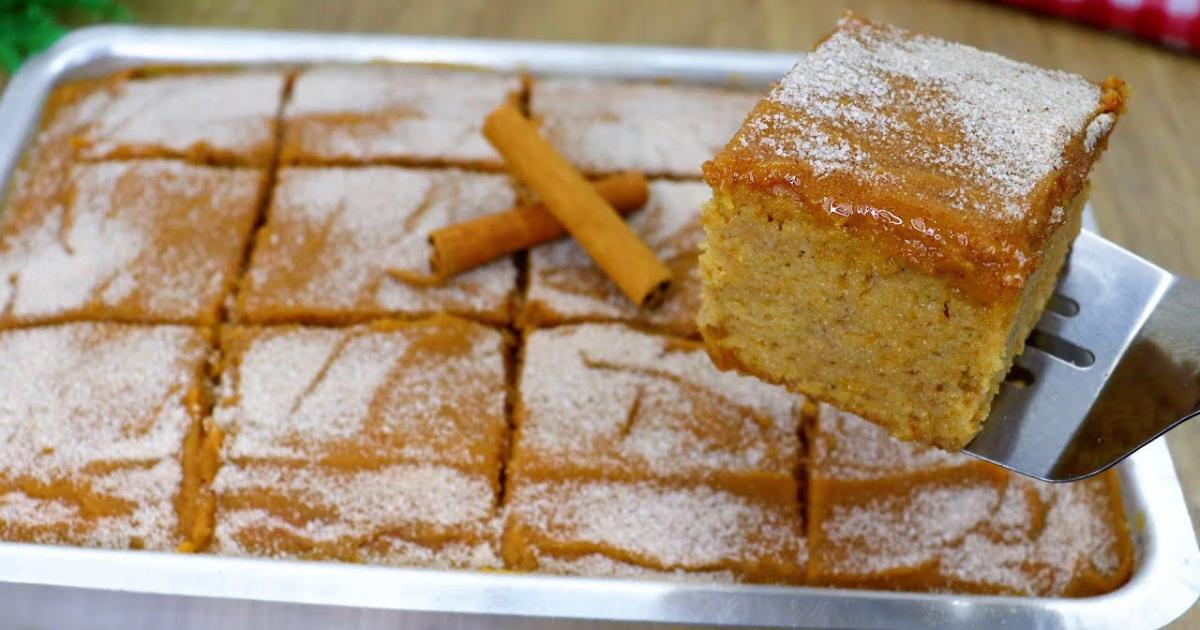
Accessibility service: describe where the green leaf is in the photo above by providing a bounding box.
[0,0,133,72]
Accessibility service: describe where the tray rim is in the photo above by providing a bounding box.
[0,24,1196,630]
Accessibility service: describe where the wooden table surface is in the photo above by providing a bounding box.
[78,0,1200,626]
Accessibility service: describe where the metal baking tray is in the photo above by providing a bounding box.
[0,25,1197,630]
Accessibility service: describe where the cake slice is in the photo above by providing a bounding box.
[235,166,519,325]
[0,323,211,551]
[0,160,266,327]
[806,405,1134,596]
[502,478,807,584]
[75,71,286,166]
[699,14,1127,449]
[209,316,508,567]
[511,323,803,502]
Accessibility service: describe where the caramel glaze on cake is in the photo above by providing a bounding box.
[704,14,1126,303]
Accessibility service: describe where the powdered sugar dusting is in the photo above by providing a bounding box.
[239,167,518,323]
[525,180,709,335]
[284,65,519,165]
[211,319,505,567]
[515,323,803,487]
[812,404,972,480]
[214,320,507,474]
[1085,113,1114,152]
[813,409,1130,595]
[736,15,1105,219]
[0,160,263,325]
[79,72,285,164]
[533,78,761,177]
[506,479,806,572]
[212,463,501,569]
[0,323,207,549]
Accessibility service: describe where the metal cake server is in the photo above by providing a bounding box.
[966,229,1200,481]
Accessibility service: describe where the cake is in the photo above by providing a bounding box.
[806,405,1134,595]
[209,315,508,566]
[522,180,709,337]
[530,78,761,178]
[235,166,519,325]
[504,322,807,583]
[0,160,266,327]
[0,323,211,551]
[699,14,1127,449]
[281,65,520,168]
[502,478,807,583]
[75,71,286,166]
[511,323,804,501]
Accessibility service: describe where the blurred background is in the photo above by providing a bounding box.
[2,0,1198,626]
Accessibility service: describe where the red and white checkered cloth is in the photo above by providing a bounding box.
[998,0,1200,51]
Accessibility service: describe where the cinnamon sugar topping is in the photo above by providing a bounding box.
[514,324,802,493]
[283,65,520,167]
[740,14,1105,218]
[532,78,760,177]
[0,323,207,549]
[505,479,806,578]
[0,160,264,326]
[237,167,518,324]
[211,317,507,566]
[78,72,286,166]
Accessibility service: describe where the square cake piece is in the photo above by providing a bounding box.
[235,166,519,325]
[210,316,508,567]
[281,65,520,168]
[523,179,708,337]
[806,406,1134,596]
[512,323,803,502]
[530,78,760,178]
[0,323,211,551]
[699,14,1127,449]
[0,160,266,327]
[502,478,807,584]
[75,71,286,166]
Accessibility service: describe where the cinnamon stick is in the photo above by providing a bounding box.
[429,172,649,278]
[482,101,672,308]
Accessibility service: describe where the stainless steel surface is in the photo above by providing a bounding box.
[0,25,1196,630]
[967,232,1200,481]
